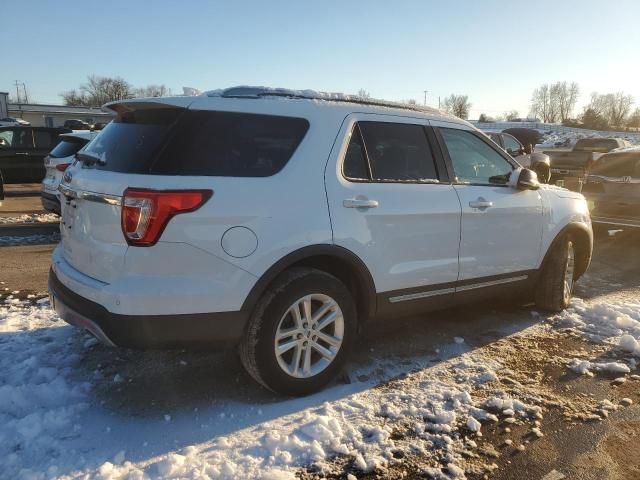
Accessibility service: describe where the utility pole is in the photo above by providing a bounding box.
[21,83,28,104]
[423,90,428,106]
[14,80,21,104]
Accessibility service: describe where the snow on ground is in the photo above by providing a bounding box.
[0,213,59,225]
[550,299,640,376]
[0,232,60,247]
[1,296,547,480]
[536,129,640,149]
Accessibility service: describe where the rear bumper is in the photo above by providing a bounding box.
[41,191,61,215]
[49,268,249,349]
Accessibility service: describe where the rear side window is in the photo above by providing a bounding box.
[86,107,309,177]
[34,130,56,149]
[344,121,438,182]
[574,139,618,152]
[49,138,89,158]
[152,111,309,177]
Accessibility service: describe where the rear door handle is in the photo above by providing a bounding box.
[469,199,493,209]
[15,152,29,156]
[343,198,379,209]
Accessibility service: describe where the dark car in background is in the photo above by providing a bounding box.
[582,148,640,233]
[546,138,630,190]
[502,127,543,148]
[63,119,92,130]
[0,126,70,183]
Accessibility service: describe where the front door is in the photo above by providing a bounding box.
[325,115,462,312]
[435,124,544,281]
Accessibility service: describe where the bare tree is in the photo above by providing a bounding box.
[586,92,635,128]
[357,89,371,99]
[61,75,134,107]
[134,84,171,98]
[442,94,471,119]
[531,84,553,122]
[628,108,640,129]
[504,110,519,121]
[531,82,580,123]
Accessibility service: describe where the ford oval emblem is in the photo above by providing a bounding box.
[63,171,73,183]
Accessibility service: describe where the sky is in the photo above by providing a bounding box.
[2,0,639,119]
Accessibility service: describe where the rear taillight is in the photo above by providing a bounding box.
[121,189,212,246]
[55,163,71,172]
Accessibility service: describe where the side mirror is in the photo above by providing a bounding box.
[516,168,540,190]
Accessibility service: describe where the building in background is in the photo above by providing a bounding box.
[7,102,113,127]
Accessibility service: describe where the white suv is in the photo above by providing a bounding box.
[49,87,592,395]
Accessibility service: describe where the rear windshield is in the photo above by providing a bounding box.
[49,137,90,158]
[574,139,618,152]
[590,153,640,177]
[84,106,309,177]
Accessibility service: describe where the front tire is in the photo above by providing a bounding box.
[239,267,357,396]
[535,234,576,312]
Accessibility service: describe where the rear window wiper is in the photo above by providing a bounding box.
[76,152,106,166]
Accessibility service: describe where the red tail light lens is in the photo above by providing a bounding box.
[55,163,71,172]
[121,189,212,246]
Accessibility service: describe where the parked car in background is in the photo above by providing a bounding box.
[64,119,92,130]
[0,126,70,183]
[546,138,631,190]
[484,131,550,182]
[41,132,97,214]
[502,127,543,147]
[0,116,30,127]
[582,148,640,233]
[49,87,592,395]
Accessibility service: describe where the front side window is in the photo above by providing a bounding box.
[502,134,522,154]
[357,121,438,182]
[440,128,513,185]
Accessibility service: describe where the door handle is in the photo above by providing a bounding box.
[343,198,379,209]
[469,199,493,209]
[15,152,29,156]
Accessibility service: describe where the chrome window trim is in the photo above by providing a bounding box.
[58,184,122,206]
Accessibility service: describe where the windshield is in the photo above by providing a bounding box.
[49,137,90,158]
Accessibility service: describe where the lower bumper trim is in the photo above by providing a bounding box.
[48,268,249,349]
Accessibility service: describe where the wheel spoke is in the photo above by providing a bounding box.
[277,327,300,341]
[316,330,341,348]
[311,300,336,324]
[290,344,302,376]
[277,339,298,355]
[311,341,335,360]
[290,303,303,328]
[302,345,312,375]
[316,310,340,331]
[302,297,312,323]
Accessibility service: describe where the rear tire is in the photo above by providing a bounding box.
[535,234,576,312]
[239,267,357,396]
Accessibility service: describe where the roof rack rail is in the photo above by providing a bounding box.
[205,86,443,115]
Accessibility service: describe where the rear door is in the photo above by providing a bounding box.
[0,127,35,182]
[589,153,640,222]
[433,122,544,281]
[325,115,461,314]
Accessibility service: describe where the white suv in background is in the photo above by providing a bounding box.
[49,87,592,395]
[41,132,97,214]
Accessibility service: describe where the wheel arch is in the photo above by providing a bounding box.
[541,222,593,280]
[241,245,377,323]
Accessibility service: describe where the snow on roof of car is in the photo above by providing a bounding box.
[204,86,447,116]
[59,131,98,141]
[610,145,640,154]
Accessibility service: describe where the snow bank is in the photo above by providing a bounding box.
[0,213,59,224]
[0,297,543,479]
